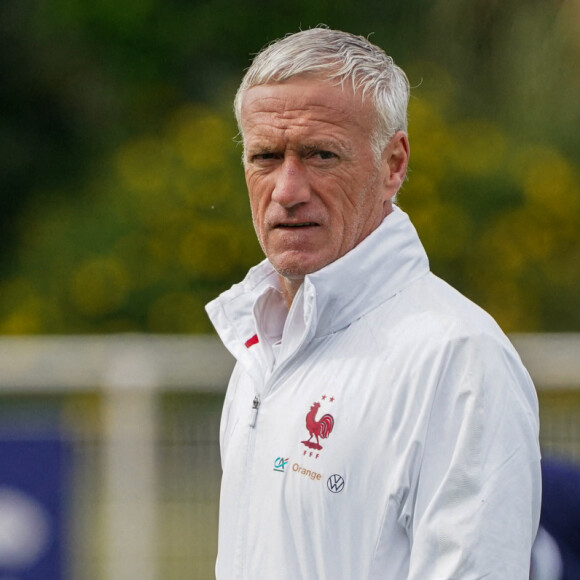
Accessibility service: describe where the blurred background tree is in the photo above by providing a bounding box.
[0,0,578,334]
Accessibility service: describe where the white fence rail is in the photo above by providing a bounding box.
[0,333,579,580]
[1,333,579,392]
[0,334,234,393]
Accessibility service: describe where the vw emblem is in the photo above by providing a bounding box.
[327,474,345,493]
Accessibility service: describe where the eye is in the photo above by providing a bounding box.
[316,150,337,160]
[306,149,339,164]
[249,152,279,163]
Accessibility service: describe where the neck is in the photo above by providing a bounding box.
[279,275,303,309]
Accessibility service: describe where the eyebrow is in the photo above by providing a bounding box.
[299,140,352,158]
[247,139,349,156]
[299,143,334,154]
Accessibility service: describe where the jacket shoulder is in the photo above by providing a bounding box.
[362,273,521,371]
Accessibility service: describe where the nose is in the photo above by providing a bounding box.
[271,157,311,208]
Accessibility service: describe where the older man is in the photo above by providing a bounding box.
[206,27,541,579]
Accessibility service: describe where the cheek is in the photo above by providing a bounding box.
[248,199,263,238]
[342,175,384,235]
[247,189,268,245]
[246,177,262,215]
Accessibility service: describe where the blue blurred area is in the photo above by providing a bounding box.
[541,458,580,580]
[0,435,70,579]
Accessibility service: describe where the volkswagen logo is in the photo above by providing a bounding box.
[327,474,345,493]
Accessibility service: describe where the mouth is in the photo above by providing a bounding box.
[276,222,319,228]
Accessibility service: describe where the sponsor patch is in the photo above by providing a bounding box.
[292,462,323,482]
[273,457,289,473]
[327,474,345,493]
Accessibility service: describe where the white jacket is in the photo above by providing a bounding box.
[206,206,541,580]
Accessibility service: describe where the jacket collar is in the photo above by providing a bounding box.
[206,206,429,364]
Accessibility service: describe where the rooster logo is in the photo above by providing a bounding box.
[301,402,335,450]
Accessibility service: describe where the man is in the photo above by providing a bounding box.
[206,27,541,579]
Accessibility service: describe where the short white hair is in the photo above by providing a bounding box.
[234,27,410,160]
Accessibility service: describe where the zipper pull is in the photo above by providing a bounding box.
[250,394,261,428]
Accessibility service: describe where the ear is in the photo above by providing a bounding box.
[381,131,410,201]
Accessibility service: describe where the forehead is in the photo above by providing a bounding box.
[240,77,374,143]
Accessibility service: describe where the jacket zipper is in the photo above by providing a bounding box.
[250,394,261,427]
[239,341,307,574]
[237,393,261,576]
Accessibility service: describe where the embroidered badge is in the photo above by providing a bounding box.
[301,399,335,451]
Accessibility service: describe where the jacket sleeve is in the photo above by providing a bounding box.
[406,332,542,579]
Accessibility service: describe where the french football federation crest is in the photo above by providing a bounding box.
[301,401,334,450]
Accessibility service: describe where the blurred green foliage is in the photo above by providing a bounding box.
[0,0,579,334]
[1,104,261,333]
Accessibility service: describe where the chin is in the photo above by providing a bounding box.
[267,246,337,278]
[271,258,326,280]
